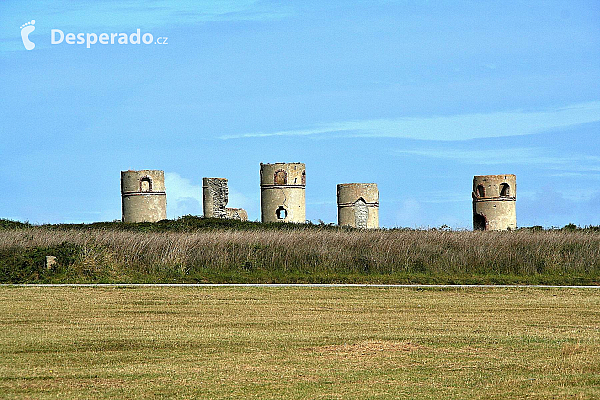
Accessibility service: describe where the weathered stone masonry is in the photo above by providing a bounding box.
[117,167,517,230]
[121,170,167,223]
[337,183,379,229]
[203,177,248,221]
[472,174,516,231]
[203,178,228,218]
[260,162,306,223]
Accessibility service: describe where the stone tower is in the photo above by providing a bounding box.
[121,170,167,223]
[203,178,228,219]
[337,183,379,229]
[260,162,306,223]
[203,177,248,221]
[472,174,516,231]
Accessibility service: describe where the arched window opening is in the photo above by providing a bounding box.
[500,183,510,197]
[140,177,152,192]
[473,213,487,231]
[476,185,485,198]
[301,170,306,185]
[276,206,287,220]
[274,170,287,185]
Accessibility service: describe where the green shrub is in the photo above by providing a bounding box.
[0,242,80,283]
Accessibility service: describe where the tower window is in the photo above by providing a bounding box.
[500,183,510,197]
[276,206,287,220]
[301,170,306,185]
[274,170,287,185]
[140,176,153,192]
[476,185,485,198]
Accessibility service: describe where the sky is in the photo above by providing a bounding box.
[1,0,599,228]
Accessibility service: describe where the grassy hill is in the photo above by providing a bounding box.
[0,216,598,285]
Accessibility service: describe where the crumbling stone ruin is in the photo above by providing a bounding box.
[114,167,520,230]
[202,177,248,221]
[121,170,167,223]
[337,183,379,229]
[226,208,248,221]
[472,174,516,231]
[260,162,306,223]
[203,178,228,218]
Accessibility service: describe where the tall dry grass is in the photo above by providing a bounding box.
[1,227,599,283]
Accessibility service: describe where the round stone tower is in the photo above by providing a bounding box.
[121,170,167,223]
[337,183,379,229]
[472,174,516,231]
[260,162,306,223]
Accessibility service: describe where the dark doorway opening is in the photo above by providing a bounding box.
[473,213,487,231]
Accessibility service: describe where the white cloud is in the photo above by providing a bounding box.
[394,198,425,228]
[228,186,249,210]
[47,0,291,29]
[221,101,600,141]
[164,172,203,219]
[393,147,600,167]
[164,172,249,219]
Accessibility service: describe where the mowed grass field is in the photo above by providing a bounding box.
[0,287,598,399]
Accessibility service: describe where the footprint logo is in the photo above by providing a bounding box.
[20,20,35,50]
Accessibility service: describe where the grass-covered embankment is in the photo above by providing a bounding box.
[0,217,598,285]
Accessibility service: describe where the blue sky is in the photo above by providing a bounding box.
[1,0,599,228]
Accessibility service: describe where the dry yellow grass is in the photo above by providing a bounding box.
[0,287,598,399]
[1,227,600,284]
